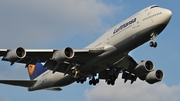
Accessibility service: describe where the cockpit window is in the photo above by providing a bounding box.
[150,5,159,9]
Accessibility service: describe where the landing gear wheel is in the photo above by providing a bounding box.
[107,80,111,85]
[111,81,115,85]
[89,77,99,86]
[95,79,99,83]
[93,82,96,86]
[80,81,84,84]
[149,41,157,48]
[89,80,93,85]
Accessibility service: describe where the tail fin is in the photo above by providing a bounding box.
[27,62,47,80]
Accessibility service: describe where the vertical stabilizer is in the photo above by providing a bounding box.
[27,62,47,80]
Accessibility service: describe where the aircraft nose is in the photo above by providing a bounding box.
[165,9,172,18]
[164,9,172,22]
[157,9,172,25]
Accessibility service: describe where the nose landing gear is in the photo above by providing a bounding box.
[149,41,157,48]
[149,32,158,48]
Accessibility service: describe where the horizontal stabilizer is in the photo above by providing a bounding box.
[46,87,62,91]
[0,80,36,87]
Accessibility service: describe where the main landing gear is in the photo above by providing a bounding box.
[149,32,158,48]
[105,68,119,85]
[71,67,87,84]
[71,67,99,85]
[89,76,99,86]
[106,75,116,85]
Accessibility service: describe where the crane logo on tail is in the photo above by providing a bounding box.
[28,64,35,75]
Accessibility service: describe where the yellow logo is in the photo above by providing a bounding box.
[28,64,35,75]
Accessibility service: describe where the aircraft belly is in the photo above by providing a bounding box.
[29,72,75,91]
[53,75,75,87]
[115,24,166,52]
[93,54,125,72]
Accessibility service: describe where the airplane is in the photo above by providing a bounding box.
[0,5,172,91]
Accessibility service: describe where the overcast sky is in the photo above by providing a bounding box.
[0,0,180,101]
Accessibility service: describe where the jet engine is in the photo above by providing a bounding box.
[145,70,164,84]
[52,47,74,62]
[3,47,26,62]
[134,60,154,76]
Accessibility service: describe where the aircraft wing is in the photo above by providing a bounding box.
[99,55,138,79]
[114,55,138,71]
[0,48,54,63]
[0,47,105,64]
[0,80,36,87]
[106,55,163,84]
[0,47,105,74]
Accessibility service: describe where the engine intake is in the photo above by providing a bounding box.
[4,47,26,62]
[52,47,74,62]
[146,70,164,84]
[134,60,154,76]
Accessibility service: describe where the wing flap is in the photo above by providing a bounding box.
[0,80,36,87]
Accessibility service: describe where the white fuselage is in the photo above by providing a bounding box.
[29,70,74,91]
[30,5,172,91]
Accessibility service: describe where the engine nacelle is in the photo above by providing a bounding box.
[52,47,74,62]
[134,60,154,76]
[4,47,26,62]
[146,70,164,84]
